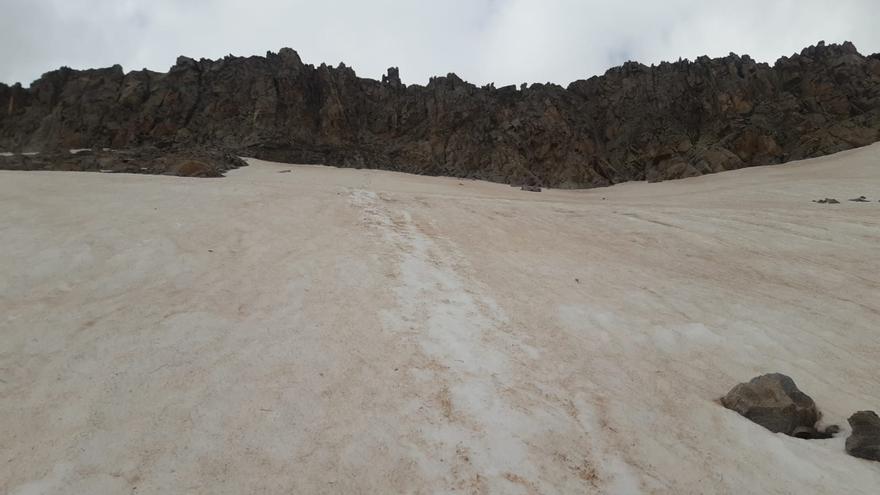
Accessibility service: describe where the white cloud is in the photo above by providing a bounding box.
[1,0,878,87]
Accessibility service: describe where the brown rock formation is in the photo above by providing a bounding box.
[0,148,246,177]
[2,41,879,186]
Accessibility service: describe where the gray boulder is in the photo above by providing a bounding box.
[721,373,819,436]
[846,411,880,461]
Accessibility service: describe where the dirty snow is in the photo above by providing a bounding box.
[1,144,879,493]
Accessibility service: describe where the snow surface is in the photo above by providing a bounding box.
[1,144,879,493]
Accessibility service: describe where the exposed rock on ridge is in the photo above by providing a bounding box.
[0,147,246,177]
[2,41,879,187]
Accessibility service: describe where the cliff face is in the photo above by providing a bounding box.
[2,42,879,187]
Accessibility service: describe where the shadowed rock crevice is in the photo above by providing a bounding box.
[1,41,879,186]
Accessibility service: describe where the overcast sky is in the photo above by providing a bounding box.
[2,0,878,87]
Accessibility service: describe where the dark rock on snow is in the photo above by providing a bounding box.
[792,424,839,440]
[813,198,840,204]
[721,373,820,436]
[846,411,880,461]
[848,195,870,202]
[1,41,880,185]
[0,147,245,177]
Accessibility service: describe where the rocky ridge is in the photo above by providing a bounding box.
[2,41,879,186]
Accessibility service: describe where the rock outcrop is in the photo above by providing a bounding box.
[721,373,821,436]
[2,41,880,186]
[846,411,880,461]
[0,147,246,177]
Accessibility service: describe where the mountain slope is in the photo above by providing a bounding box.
[2,41,879,187]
